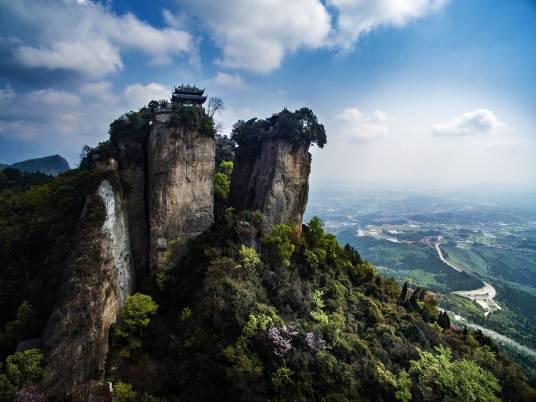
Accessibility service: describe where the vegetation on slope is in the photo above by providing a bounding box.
[106,210,536,401]
[0,168,107,360]
[0,101,535,401]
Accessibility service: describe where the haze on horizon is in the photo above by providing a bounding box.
[0,0,535,192]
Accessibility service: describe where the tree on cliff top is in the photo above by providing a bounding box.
[231,107,326,148]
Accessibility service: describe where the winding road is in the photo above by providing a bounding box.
[434,240,500,316]
[446,310,536,358]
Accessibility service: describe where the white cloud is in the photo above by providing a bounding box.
[0,82,174,164]
[31,89,81,107]
[212,72,250,90]
[3,1,194,77]
[336,107,388,142]
[177,0,447,72]
[432,108,505,136]
[327,0,449,48]
[123,83,170,109]
[15,40,123,78]
[81,81,118,106]
[179,0,331,73]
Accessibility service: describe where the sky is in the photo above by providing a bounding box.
[0,0,535,192]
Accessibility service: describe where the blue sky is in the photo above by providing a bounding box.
[0,0,535,191]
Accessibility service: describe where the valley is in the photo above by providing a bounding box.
[305,186,536,376]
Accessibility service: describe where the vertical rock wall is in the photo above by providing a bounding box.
[112,135,150,281]
[147,122,215,271]
[230,138,311,232]
[42,177,134,396]
[42,107,218,396]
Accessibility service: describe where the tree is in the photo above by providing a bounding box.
[148,100,159,114]
[305,216,325,248]
[214,161,233,200]
[399,282,408,304]
[215,134,236,167]
[438,311,451,330]
[409,345,501,402]
[239,245,260,271]
[113,382,137,401]
[214,172,231,200]
[5,349,43,388]
[2,301,36,352]
[114,293,158,340]
[262,225,295,269]
[207,97,225,118]
[231,108,326,148]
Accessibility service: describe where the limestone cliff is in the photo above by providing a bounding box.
[147,120,215,271]
[112,134,149,280]
[230,138,311,232]
[42,174,134,395]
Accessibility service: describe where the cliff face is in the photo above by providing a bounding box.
[230,138,311,232]
[112,135,149,280]
[147,122,215,271]
[42,175,134,395]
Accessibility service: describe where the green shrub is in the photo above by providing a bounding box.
[113,293,158,357]
[409,345,501,402]
[5,349,43,388]
[113,381,137,401]
[238,245,260,271]
[262,224,295,269]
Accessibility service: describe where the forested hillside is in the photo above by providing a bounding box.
[0,104,535,401]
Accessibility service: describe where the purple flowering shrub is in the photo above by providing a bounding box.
[266,325,326,356]
[266,325,298,356]
[305,331,326,352]
[14,384,46,402]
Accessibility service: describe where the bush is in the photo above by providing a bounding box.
[262,225,295,269]
[238,245,260,271]
[409,345,501,402]
[113,381,137,401]
[14,384,46,402]
[169,104,215,137]
[113,293,158,357]
[5,349,43,389]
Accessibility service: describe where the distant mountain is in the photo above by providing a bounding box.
[0,163,8,171]
[8,154,70,176]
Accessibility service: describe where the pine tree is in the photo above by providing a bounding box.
[399,282,409,304]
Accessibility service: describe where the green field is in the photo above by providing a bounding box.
[336,231,483,292]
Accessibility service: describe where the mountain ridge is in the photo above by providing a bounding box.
[1,154,70,176]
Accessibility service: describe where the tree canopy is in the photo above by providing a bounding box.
[231,107,327,148]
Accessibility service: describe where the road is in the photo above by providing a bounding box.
[435,242,462,272]
[448,311,536,359]
[434,240,500,315]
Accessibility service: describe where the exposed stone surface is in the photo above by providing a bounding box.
[42,177,134,396]
[147,120,215,271]
[112,135,150,280]
[230,138,311,232]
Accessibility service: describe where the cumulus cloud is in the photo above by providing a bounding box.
[432,108,505,137]
[0,82,174,164]
[177,0,447,72]
[1,0,193,78]
[178,0,331,73]
[123,83,170,109]
[327,0,449,48]
[336,107,388,142]
[211,72,251,90]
